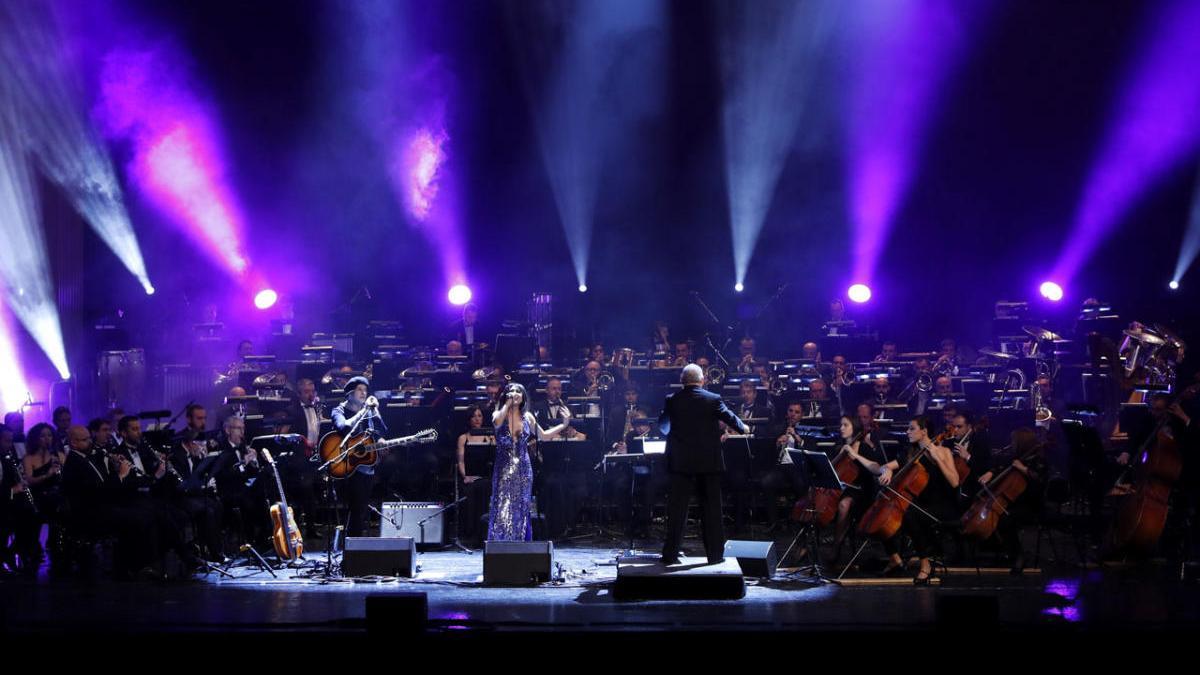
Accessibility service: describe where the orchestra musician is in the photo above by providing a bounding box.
[803,379,841,420]
[735,337,758,374]
[974,427,1048,573]
[763,402,809,527]
[532,377,585,440]
[830,414,895,556]
[875,341,898,362]
[456,405,493,544]
[876,416,962,583]
[948,410,992,499]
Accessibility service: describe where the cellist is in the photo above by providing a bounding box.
[876,416,961,584]
[831,413,894,556]
[974,428,1048,573]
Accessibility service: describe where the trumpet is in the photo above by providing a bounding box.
[769,376,789,396]
[706,366,725,386]
[915,372,933,392]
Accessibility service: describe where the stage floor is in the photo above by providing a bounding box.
[4,541,1200,639]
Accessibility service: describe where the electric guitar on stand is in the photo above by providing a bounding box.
[261,448,303,562]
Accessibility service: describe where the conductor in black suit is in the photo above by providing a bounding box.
[658,364,749,565]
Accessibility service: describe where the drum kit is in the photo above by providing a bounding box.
[1120,322,1184,386]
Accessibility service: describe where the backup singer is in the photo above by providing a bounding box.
[658,364,749,565]
[488,383,568,541]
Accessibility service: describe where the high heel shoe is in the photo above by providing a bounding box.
[913,563,936,585]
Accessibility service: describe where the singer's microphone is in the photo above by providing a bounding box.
[365,396,379,408]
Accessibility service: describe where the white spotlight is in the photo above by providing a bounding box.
[734,282,744,293]
[1169,280,1179,290]
[578,284,588,293]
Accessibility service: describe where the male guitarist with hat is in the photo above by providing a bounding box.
[330,376,386,537]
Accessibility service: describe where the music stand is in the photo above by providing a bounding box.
[781,449,843,584]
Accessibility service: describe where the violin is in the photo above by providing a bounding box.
[936,430,973,486]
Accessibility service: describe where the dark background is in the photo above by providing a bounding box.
[22,0,1200,401]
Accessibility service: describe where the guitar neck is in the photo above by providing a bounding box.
[375,433,428,451]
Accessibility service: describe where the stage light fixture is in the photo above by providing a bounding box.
[1039,281,1064,302]
[448,284,472,306]
[1169,280,1180,290]
[847,283,872,303]
[254,289,278,310]
[578,284,588,293]
[734,283,744,293]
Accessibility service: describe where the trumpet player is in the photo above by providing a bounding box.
[735,336,758,374]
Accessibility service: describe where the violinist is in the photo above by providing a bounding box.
[948,410,992,499]
[973,428,1047,573]
[877,416,961,584]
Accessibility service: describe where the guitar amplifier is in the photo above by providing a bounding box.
[379,502,444,546]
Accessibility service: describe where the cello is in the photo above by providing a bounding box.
[794,431,864,526]
[1104,395,1193,557]
[857,444,933,540]
[960,445,1041,540]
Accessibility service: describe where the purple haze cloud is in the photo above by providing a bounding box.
[843,0,977,285]
[1053,0,1200,284]
[97,47,248,277]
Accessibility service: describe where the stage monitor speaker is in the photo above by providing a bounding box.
[380,502,444,547]
[724,539,778,578]
[343,537,415,578]
[483,540,553,585]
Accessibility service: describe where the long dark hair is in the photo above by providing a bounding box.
[27,423,55,453]
[504,382,529,413]
[840,414,864,441]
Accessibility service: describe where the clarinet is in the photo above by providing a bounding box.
[6,453,38,514]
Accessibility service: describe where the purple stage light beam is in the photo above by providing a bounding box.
[1171,166,1200,288]
[0,1,153,294]
[1053,0,1200,286]
[98,48,249,278]
[0,96,71,380]
[0,305,29,413]
[399,126,448,223]
[843,0,980,286]
[718,0,839,288]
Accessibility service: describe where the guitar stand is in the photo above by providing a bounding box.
[240,543,278,578]
[199,557,235,579]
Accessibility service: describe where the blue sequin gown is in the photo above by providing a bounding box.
[487,416,534,541]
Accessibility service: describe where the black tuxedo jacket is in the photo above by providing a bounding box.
[657,386,748,474]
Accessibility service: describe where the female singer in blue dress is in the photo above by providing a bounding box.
[488,382,568,541]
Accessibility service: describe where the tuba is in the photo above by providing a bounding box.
[597,372,615,391]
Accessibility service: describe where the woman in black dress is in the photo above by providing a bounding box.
[877,415,961,583]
